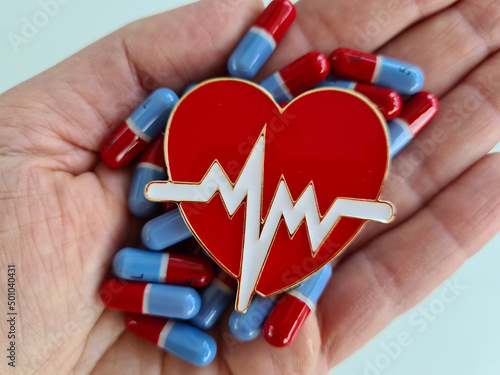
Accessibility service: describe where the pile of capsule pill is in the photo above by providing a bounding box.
[99,0,439,366]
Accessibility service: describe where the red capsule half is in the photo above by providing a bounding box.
[125,312,168,346]
[261,52,329,102]
[263,292,311,347]
[330,48,378,83]
[113,247,215,287]
[399,92,439,135]
[353,84,402,120]
[101,123,149,169]
[263,264,332,347]
[100,88,178,168]
[315,77,402,120]
[254,0,296,44]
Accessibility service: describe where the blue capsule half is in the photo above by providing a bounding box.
[142,208,193,250]
[113,247,166,283]
[147,284,201,319]
[376,57,424,96]
[229,295,276,341]
[190,280,234,330]
[260,74,292,103]
[388,118,413,157]
[129,88,179,138]
[163,321,217,366]
[128,164,166,218]
[228,29,276,80]
[294,263,333,305]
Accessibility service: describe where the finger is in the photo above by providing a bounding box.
[318,153,500,367]
[87,330,165,374]
[0,0,263,164]
[346,0,500,247]
[71,309,125,374]
[257,0,458,79]
[356,48,500,247]
[377,0,500,96]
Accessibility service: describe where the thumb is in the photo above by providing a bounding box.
[0,0,262,171]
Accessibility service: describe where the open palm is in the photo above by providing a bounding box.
[1,0,499,373]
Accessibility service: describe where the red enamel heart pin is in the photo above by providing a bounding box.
[146,78,395,312]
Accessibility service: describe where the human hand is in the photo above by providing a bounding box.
[1,0,499,374]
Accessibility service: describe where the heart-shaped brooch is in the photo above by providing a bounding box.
[146,78,395,312]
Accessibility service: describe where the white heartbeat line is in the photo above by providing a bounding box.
[146,132,394,312]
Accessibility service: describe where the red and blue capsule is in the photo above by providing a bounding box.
[260,52,329,103]
[112,247,215,287]
[228,0,295,79]
[128,134,166,218]
[330,48,424,95]
[263,264,332,347]
[190,270,237,330]
[101,88,178,168]
[388,92,439,156]
[125,313,217,366]
[315,77,402,120]
[100,279,200,319]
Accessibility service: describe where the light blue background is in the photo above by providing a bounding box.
[1,1,499,374]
